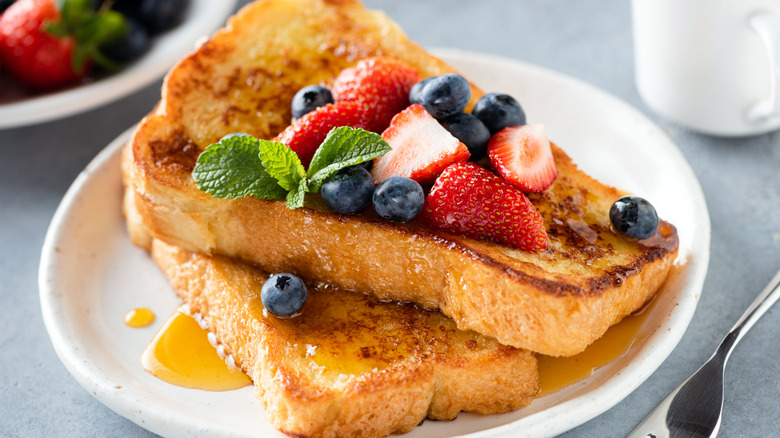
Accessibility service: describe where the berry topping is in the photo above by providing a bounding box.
[419,73,471,119]
[439,112,491,160]
[274,101,368,167]
[333,56,420,132]
[357,159,373,171]
[372,104,470,184]
[291,85,334,119]
[409,76,434,105]
[261,273,308,317]
[609,196,659,240]
[321,165,375,214]
[0,0,127,90]
[136,0,189,35]
[422,162,547,251]
[472,93,526,134]
[487,124,557,192]
[0,0,78,89]
[101,17,149,63]
[372,176,425,222]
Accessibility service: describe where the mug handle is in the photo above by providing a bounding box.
[748,12,780,124]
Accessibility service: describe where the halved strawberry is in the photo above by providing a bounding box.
[487,124,557,192]
[274,101,369,167]
[371,104,470,185]
[333,56,420,133]
[421,162,547,251]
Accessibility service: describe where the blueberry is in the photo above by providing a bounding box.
[101,18,150,63]
[357,159,373,171]
[291,85,334,119]
[609,196,659,240]
[372,177,424,222]
[261,273,308,317]
[409,76,435,106]
[472,93,526,134]
[138,0,189,35]
[439,113,491,160]
[321,166,374,214]
[419,73,471,119]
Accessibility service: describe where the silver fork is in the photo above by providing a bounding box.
[626,267,780,438]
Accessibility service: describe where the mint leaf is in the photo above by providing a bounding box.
[191,128,392,211]
[192,136,287,200]
[61,0,89,25]
[92,11,128,44]
[286,178,308,209]
[44,0,127,72]
[306,127,390,192]
[45,22,69,38]
[259,139,306,191]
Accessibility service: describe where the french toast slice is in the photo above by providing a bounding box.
[127,0,679,357]
[147,237,539,438]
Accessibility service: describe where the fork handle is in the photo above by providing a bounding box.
[720,267,780,362]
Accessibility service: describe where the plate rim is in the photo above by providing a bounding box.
[0,0,238,130]
[38,49,711,438]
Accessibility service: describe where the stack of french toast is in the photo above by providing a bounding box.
[121,0,679,436]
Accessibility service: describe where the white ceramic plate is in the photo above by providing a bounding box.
[0,0,237,130]
[39,50,711,438]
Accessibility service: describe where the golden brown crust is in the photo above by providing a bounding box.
[156,0,476,147]
[127,0,679,356]
[129,133,678,356]
[151,239,539,438]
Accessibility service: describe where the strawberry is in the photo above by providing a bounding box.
[332,56,420,133]
[421,162,547,251]
[487,124,557,192]
[274,101,369,167]
[371,104,470,185]
[0,0,126,90]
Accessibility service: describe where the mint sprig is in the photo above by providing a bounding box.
[191,136,287,200]
[192,127,391,209]
[307,126,393,192]
[46,0,127,73]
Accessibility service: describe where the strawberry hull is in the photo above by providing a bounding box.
[0,0,86,89]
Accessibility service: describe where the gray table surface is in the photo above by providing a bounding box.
[2,1,779,436]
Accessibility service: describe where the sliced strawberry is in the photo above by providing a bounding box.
[333,56,420,133]
[421,162,547,251]
[487,124,557,192]
[371,104,470,185]
[274,101,369,167]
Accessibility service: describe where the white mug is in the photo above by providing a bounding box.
[633,0,780,136]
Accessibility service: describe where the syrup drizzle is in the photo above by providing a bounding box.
[124,308,155,328]
[139,295,658,395]
[142,309,251,391]
[537,295,658,395]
